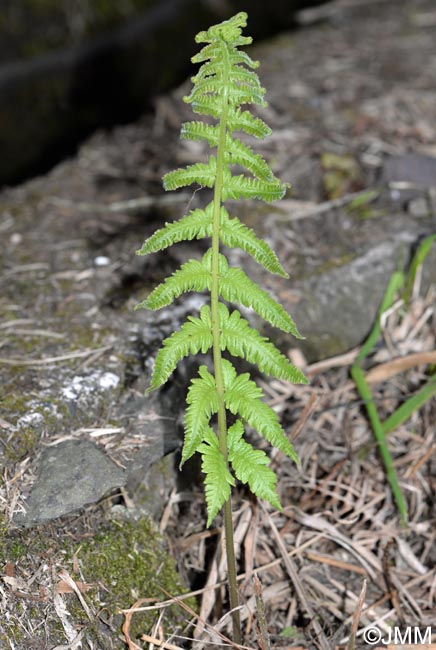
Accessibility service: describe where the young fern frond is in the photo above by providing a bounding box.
[136,12,307,538]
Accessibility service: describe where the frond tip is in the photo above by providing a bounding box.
[195,12,250,47]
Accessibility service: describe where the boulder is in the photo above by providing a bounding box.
[0,0,330,186]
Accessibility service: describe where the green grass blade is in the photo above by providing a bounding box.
[351,364,408,525]
[403,234,436,304]
[382,375,436,435]
[356,270,404,363]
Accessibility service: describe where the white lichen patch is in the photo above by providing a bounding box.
[16,399,60,429]
[98,372,119,390]
[17,411,44,428]
[61,371,119,401]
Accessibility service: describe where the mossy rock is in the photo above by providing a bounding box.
[2,513,195,648]
[73,515,194,643]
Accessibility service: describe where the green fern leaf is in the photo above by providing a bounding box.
[181,123,274,183]
[228,420,281,510]
[196,12,251,46]
[232,35,253,48]
[221,359,298,462]
[149,306,213,391]
[227,87,266,108]
[219,304,307,383]
[229,66,263,90]
[163,157,217,191]
[191,42,219,64]
[228,50,259,70]
[222,171,286,202]
[191,60,220,83]
[136,11,307,544]
[227,107,271,139]
[183,366,218,464]
[198,427,235,526]
[181,122,219,147]
[136,204,213,255]
[225,137,273,181]
[220,209,288,277]
[189,96,221,119]
[216,255,302,336]
[185,79,223,103]
[136,257,211,310]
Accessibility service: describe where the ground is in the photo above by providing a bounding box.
[1,0,436,648]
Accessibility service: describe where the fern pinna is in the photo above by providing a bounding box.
[136,15,306,626]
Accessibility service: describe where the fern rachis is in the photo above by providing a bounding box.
[136,12,307,641]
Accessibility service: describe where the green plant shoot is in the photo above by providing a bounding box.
[135,12,307,639]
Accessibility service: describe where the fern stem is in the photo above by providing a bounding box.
[210,38,241,644]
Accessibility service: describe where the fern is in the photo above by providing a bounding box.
[228,420,281,511]
[136,203,213,254]
[136,257,210,309]
[183,365,218,464]
[198,427,235,526]
[163,157,217,191]
[218,304,306,383]
[220,209,288,277]
[148,305,213,391]
[135,12,308,637]
[221,358,299,462]
[218,260,301,335]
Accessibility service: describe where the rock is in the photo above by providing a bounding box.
[12,375,183,527]
[383,152,436,189]
[382,152,436,215]
[294,237,414,360]
[0,0,330,186]
[14,440,126,526]
[238,203,436,361]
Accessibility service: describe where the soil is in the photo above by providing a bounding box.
[1,0,436,648]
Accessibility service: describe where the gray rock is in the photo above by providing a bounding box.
[241,204,436,362]
[295,239,411,360]
[15,440,126,526]
[383,153,436,215]
[13,386,183,527]
[0,0,329,185]
[383,152,436,189]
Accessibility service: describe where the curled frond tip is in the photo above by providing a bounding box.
[195,11,250,45]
